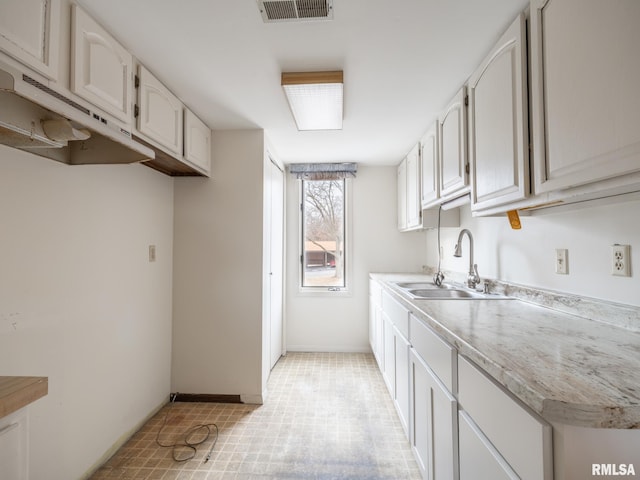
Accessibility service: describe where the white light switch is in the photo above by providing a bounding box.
[555,249,568,275]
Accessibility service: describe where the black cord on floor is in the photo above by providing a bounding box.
[155,393,219,463]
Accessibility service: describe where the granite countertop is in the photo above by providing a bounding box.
[371,273,640,429]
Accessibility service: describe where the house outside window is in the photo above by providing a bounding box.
[301,178,346,288]
[290,163,356,292]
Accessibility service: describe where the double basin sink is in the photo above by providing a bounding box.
[393,281,510,300]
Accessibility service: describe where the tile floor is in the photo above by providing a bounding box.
[89,352,421,479]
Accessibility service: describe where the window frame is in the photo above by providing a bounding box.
[298,177,351,295]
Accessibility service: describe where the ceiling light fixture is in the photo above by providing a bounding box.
[281,71,343,131]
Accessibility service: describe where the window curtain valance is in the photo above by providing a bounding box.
[288,163,357,180]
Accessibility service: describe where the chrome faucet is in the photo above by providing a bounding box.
[454,229,481,289]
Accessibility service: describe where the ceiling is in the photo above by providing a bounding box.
[78,0,529,166]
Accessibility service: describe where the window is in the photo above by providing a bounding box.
[301,178,346,289]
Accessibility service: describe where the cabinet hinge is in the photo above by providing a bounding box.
[134,104,139,118]
[134,75,140,89]
[464,95,469,106]
[465,163,470,174]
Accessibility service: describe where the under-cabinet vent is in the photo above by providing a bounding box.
[257,0,333,22]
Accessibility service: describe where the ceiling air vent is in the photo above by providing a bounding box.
[257,0,334,23]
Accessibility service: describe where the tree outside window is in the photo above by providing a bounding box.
[302,179,346,288]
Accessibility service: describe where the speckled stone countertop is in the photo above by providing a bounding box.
[371,273,640,429]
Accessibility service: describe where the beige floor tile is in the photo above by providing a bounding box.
[90,353,421,479]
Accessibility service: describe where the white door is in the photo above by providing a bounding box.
[71,4,132,124]
[268,159,284,369]
[0,0,60,80]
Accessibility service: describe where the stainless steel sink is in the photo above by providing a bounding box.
[394,282,442,290]
[392,281,510,300]
[407,288,486,299]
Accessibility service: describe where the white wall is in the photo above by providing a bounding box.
[172,130,265,402]
[0,146,174,480]
[285,166,427,352]
[427,197,640,307]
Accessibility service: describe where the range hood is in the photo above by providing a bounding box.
[0,57,154,165]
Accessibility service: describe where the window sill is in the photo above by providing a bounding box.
[296,287,352,298]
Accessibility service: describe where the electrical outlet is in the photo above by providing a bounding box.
[149,245,156,263]
[611,244,631,277]
[555,249,568,274]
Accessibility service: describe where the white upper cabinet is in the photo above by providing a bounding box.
[397,144,422,232]
[530,0,640,193]
[469,13,529,212]
[397,159,408,230]
[405,143,422,230]
[71,4,132,124]
[439,87,469,201]
[0,0,60,80]
[136,65,183,156]
[184,108,212,175]
[420,123,439,209]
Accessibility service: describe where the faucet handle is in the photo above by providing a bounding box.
[473,264,480,282]
[467,264,481,289]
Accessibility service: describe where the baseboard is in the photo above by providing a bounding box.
[171,392,264,405]
[240,393,264,405]
[172,393,242,403]
[286,345,372,353]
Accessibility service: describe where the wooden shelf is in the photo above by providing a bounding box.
[0,376,48,418]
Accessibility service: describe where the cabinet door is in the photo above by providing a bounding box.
[410,349,459,480]
[459,411,518,480]
[394,327,410,438]
[0,0,60,80]
[0,409,28,480]
[184,108,211,174]
[71,4,132,124]
[382,314,396,396]
[458,355,552,480]
[421,124,439,209]
[405,144,422,229]
[369,296,376,354]
[530,0,640,193]
[439,87,469,201]
[410,350,431,480]
[137,65,183,155]
[469,14,529,212]
[397,159,407,230]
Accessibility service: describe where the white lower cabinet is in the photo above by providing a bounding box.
[382,314,395,396]
[394,326,410,437]
[369,287,384,370]
[458,355,553,480]
[0,408,29,480]
[459,410,517,480]
[410,348,459,480]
